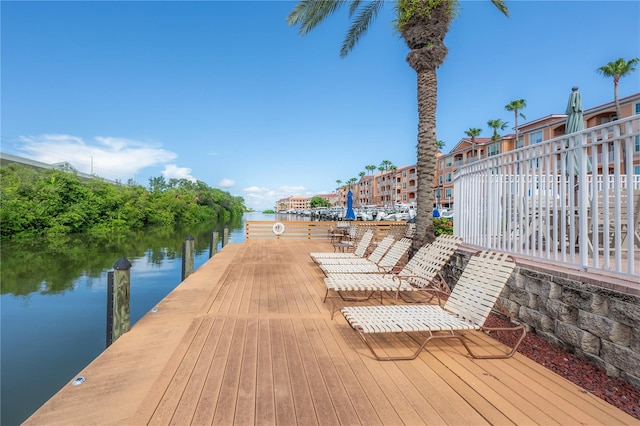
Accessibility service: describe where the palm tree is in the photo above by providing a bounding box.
[365,164,377,175]
[379,159,393,172]
[487,119,509,142]
[596,57,639,120]
[287,0,509,250]
[504,99,526,145]
[464,127,482,160]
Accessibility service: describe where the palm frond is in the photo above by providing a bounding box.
[348,0,364,18]
[340,0,384,58]
[287,0,349,36]
[490,0,509,17]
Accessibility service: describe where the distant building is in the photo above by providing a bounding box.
[0,152,118,184]
[277,93,640,211]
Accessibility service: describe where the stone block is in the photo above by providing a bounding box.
[574,349,606,371]
[528,293,539,310]
[580,332,601,355]
[510,287,530,307]
[519,306,542,328]
[621,371,640,390]
[590,293,608,315]
[548,282,562,300]
[555,322,583,347]
[539,314,554,332]
[578,311,631,346]
[601,340,640,378]
[631,328,640,353]
[604,363,622,377]
[561,286,593,311]
[542,299,578,323]
[608,298,640,328]
[537,330,571,351]
[514,272,527,289]
[525,279,542,296]
[520,268,553,283]
[578,311,614,340]
[500,298,520,318]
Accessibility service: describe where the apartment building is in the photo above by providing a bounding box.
[277,93,639,212]
[436,92,640,208]
[275,196,310,212]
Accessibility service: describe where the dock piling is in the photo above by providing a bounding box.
[182,235,195,281]
[106,256,132,347]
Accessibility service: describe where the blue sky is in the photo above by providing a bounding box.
[2,1,639,211]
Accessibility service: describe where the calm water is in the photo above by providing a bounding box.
[0,212,305,425]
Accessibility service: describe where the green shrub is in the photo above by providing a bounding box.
[433,218,453,236]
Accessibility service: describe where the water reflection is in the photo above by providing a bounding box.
[0,213,260,425]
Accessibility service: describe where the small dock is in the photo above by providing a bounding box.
[25,239,637,425]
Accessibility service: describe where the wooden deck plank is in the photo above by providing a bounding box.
[418,335,558,425]
[288,320,341,425]
[415,349,516,426]
[236,262,255,315]
[311,318,385,426]
[279,318,320,426]
[269,318,300,426]
[212,318,247,425]
[147,316,218,425]
[234,318,259,425]
[342,321,531,425]
[24,240,638,426]
[301,318,363,425]
[255,319,276,425]
[189,317,235,425]
[463,331,639,425]
[328,325,429,425]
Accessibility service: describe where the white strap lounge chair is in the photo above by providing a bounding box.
[323,234,462,306]
[319,237,411,275]
[341,251,525,361]
[315,234,395,266]
[309,230,374,263]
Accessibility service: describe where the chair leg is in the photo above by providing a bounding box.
[356,329,438,361]
[466,323,526,359]
[353,325,526,361]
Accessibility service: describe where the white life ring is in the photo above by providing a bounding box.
[272,222,285,235]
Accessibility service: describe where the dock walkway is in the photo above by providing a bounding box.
[25,240,637,425]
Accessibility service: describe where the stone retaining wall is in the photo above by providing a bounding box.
[443,250,640,389]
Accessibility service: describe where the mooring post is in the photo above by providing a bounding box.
[223,226,229,247]
[106,256,132,348]
[182,235,195,281]
[209,231,218,258]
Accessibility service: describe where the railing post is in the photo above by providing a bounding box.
[182,235,194,281]
[106,256,132,348]
[223,226,229,247]
[209,231,218,258]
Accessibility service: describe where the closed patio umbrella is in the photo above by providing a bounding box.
[565,86,591,175]
[345,190,356,220]
[565,86,584,134]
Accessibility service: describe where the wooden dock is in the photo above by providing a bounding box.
[25,240,637,425]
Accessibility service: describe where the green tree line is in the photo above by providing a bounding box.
[0,164,246,239]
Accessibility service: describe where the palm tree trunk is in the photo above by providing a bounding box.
[415,68,437,250]
[614,79,621,119]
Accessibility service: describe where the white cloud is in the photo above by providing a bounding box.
[218,178,235,188]
[16,134,177,182]
[280,185,306,194]
[161,164,196,182]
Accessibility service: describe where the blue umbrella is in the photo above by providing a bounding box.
[345,190,356,220]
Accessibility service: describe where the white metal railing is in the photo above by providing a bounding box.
[454,114,640,278]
